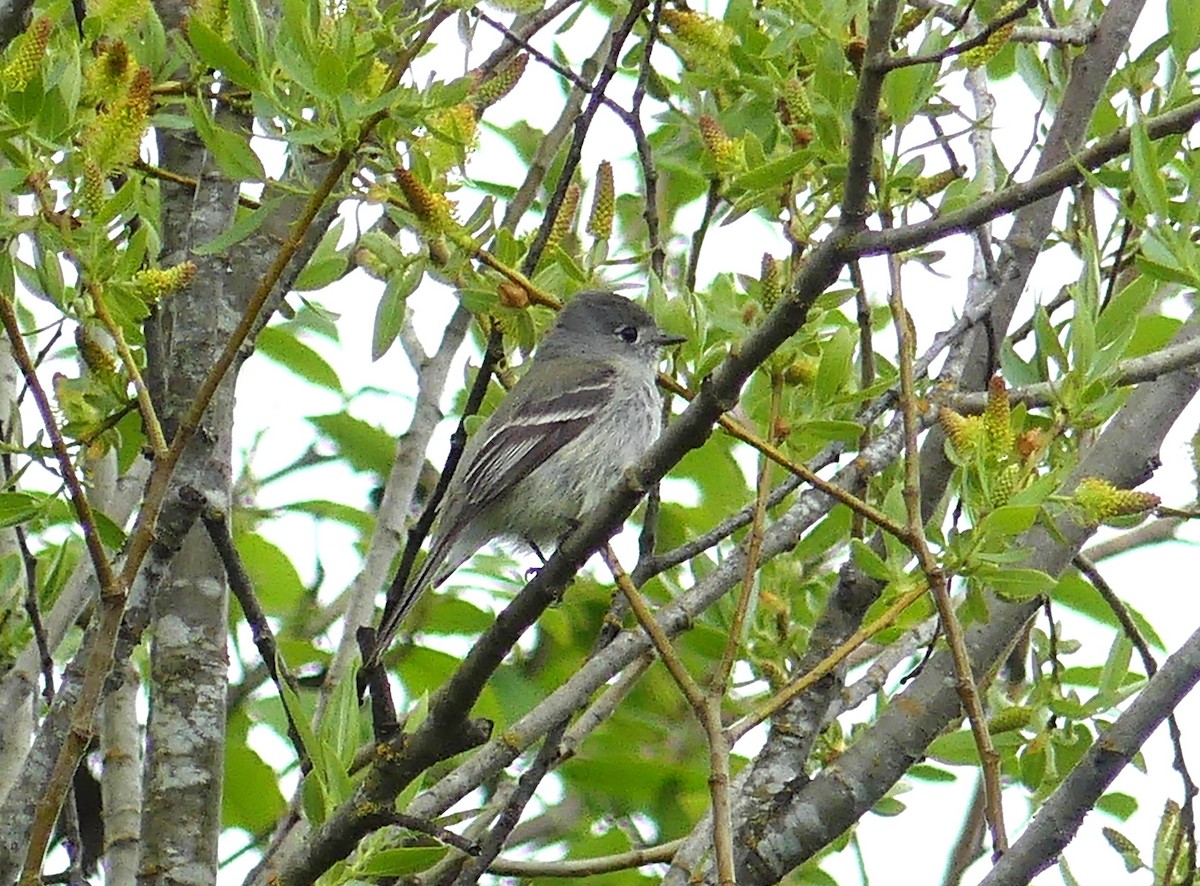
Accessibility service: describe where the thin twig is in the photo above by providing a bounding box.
[887,256,1007,855]
[487,838,683,877]
[600,545,735,886]
[712,374,777,691]
[201,503,310,771]
[0,295,120,882]
[89,283,167,458]
[885,0,1034,70]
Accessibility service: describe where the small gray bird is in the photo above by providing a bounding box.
[370,290,685,658]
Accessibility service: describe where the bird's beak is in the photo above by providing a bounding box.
[654,331,687,346]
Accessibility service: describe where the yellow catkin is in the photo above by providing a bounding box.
[83,66,153,173]
[395,167,455,233]
[1072,477,1161,525]
[983,375,1013,459]
[131,261,198,302]
[961,2,1022,70]
[912,169,961,199]
[938,407,984,456]
[75,324,118,376]
[471,53,528,110]
[545,183,580,253]
[78,158,106,217]
[760,253,780,311]
[87,39,135,106]
[1,16,53,92]
[586,161,614,239]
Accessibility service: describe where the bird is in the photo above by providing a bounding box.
[367,289,686,663]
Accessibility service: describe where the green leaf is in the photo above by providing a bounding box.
[278,676,326,818]
[321,660,362,771]
[256,325,343,393]
[224,711,286,832]
[293,219,349,291]
[0,553,21,600]
[1167,0,1200,59]
[908,763,957,782]
[1097,791,1138,821]
[979,504,1040,537]
[229,0,268,65]
[372,260,424,361]
[1054,571,1166,650]
[187,18,260,89]
[308,413,395,476]
[975,564,1056,601]
[0,492,46,527]
[1130,118,1169,220]
[849,538,890,582]
[235,532,307,616]
[727,149,810,192]
[187,98,265,182]
[928,729,1023,766]
[814,326,853,404]
[355,848,448,877]
[194,196,283,255]
[1098,633,1133,698]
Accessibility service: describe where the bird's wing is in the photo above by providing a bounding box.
[368,362,618,658]
[452,361,618,523]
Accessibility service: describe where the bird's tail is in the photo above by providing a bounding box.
[365,531,472,670]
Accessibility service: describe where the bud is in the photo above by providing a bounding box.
[471,53,528,110]
[1015,428,1048,463]
[771,416,791,443]
[1072,477,1160,526]
[844,36,867,73]
[131,261,198,302]
[2,16,53,92]
[586,160,615,239]
[83,66,153,173]
[497,281,530,309]
[783,358,818,386]
[354,246,390,280]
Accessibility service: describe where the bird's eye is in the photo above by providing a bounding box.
[616,325,639,343]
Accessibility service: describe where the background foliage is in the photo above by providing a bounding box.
[0,0,1199,883]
